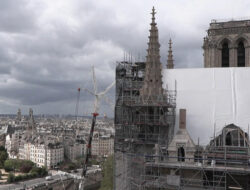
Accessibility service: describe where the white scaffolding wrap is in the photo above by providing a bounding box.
[164,67,250,145]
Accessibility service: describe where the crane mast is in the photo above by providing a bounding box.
[77,66,115,190]
[82,112,98,177]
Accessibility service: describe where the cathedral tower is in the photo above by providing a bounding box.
[203,19,250,67]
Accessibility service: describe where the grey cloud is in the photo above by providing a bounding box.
[0,0,38,33]
[0,0,249,116]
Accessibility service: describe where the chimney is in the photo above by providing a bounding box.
[179,109,186,129]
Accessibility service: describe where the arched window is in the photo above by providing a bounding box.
[237,41,245,67]
[222,42,229,67]
[226,132,232,146]
[178,147,185,162]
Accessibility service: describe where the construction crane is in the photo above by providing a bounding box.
[78,65,115,190]
[75,88,81,121]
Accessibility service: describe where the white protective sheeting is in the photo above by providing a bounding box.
[163,67,250,145]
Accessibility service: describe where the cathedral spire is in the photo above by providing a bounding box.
[167,38,174,69]
[151,6,156,24]
[140,7,163,96]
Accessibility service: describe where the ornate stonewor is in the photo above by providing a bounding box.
[17,108,21,122]
[167,38,174,69]
[203,19,250,67]
[28,108,35,134]
[140,7,163,96]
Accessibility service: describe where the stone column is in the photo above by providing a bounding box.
[179,109,186,129]
[203,47,209,67]
[211,48,216,67]
[245,46,250,67]
[229,47,237,67]
[216,48,222,67]
[207,48,211,67]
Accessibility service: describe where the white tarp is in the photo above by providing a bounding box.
[163,67,250,145]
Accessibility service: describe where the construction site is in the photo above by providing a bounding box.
[114,7,250,190]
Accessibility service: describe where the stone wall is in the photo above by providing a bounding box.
[203,20,250,67]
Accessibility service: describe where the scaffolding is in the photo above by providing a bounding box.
[114,61,176,190]
[114,61,250,190]
[116,145,250,189]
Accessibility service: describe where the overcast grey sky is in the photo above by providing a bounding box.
[0,0,249,116]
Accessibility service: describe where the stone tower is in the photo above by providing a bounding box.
[203,19,250,67]
[140,7,163,96]
[167,38,174,69]
[28,108,35,133]
[29,108,34,125]
[17,108,21,122]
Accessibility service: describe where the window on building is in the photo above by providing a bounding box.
[237,41,245,67]
[222,42,229,67]
[226,132,232,146]
[177,147,185,162]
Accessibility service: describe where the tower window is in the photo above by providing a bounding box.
[237,41,245,67]
[178,147,185,162]
[222,42,229,67]
[226,132,232,146]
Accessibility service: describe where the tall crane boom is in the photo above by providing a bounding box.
[81,112,98,177]
[78,112,98,190]
[78,66,115,190]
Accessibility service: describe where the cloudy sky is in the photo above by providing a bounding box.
[0,0,249,116]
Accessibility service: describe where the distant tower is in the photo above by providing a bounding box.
[140,7,163,96]
[29,108,34,124]
[28,108,35,133]
[17,108,21,122]
[167,39,174,69]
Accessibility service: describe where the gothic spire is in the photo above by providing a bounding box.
[140,7,163,96]
[28,108,35,134]
[167,38,174,69]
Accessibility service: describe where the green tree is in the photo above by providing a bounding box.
[4,160,15,172]
[99,155,113,190]
[20,162,33,173]
[0,146,6,151]
[7,172,15,183]
[30,166,48,177]
[4,159,35,172]
[0,146,8,167]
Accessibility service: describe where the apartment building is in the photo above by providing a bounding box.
[92,132,114,157]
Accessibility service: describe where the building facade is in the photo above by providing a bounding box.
[92,132,114,157]
[63,137,85,161]
[203,19,250,67]
[5,131,22,158]
[19,141,64,169]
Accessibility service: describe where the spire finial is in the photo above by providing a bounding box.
[167,38,174,69]
[169,38,172,48]
[151,7,156,23]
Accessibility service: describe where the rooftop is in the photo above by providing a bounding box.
[209,18,250,30]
